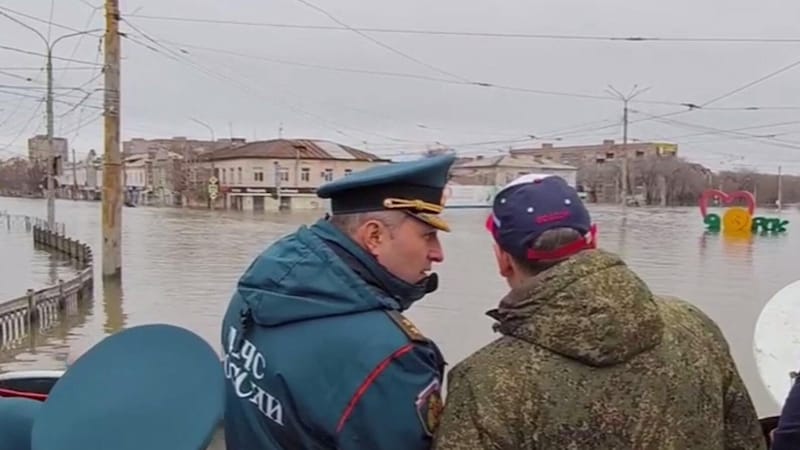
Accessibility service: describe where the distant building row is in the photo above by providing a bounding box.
[55,136,678,210]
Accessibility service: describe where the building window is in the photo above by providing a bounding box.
[301,168,310,182]
[605,152,615,159]
[237,167,242,184]
[222,168,226,184]
[253,167,264,182]
[344,169,352,177]
[280,171,289,182]
[322,168,333,182]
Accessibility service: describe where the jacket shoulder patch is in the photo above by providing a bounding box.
[415,378,444,436]
[384,310,427,343]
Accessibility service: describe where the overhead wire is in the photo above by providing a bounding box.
[119,19,426,145]
[7,5,800,160]
[136,31,800,114]
[631,110,800,151]
[698,56,800,108]
[124,14,800,44]
[642,119,800,142]
[0,100,44,153]
[0,44,104,66]
[287,0,472,83]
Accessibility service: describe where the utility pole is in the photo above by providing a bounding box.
[274,161,282,208]
[777,165,783,210]
[190,118,216,209]
[71,148,78,199]
[46,51,55,226]
[0,13,101,230]
[101,0,122,278]
[606,84,650,208]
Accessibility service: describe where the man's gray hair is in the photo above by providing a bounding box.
[328,210,408,237]
[514,227,585,275]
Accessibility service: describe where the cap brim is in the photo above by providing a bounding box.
[32,324,225,450]
[406,211,450,232]
[0,397,41,450]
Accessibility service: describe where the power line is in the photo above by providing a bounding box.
[605,54,800,144]
[287,0,471,83]
[152,38,642,104]
[0,66,95,71]
[647,119,800,142]
[0,5,84,34]
[699,55,800,107]
[149,36,800,112]
[0,44,104,66]
[0,100,44,153]
[0,70,33,82]
[0,88,103,110]
[124,14,800,44]
[120,20,427,145]
[0,84,100,91]
[632,110,800,151]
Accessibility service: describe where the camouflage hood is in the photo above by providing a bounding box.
[489,249,665,367]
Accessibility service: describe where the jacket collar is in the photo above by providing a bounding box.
[310,219,436,310]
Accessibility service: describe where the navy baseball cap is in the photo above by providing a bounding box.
[485,174,597,261]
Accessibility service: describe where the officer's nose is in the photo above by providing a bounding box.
[428,237,444,263]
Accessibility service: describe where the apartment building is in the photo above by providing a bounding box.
[123,137,244,156]
[450,154,578,187]
[27,135,69,174]
[204,139,390,211]
[510,139,678,167]
[122,149,185,206]
[60,150,102,200]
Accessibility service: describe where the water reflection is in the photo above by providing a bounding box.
[1,231,81,300]
[0,291,92,370]
[721,232,755,261]
[102,277,126,334]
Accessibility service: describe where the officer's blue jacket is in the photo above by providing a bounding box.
[221,218,446,450]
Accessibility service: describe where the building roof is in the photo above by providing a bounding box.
[205,139,389,162]
[510,139,677,154]
[454,154,576,170]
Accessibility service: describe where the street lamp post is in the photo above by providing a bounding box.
[189,118,217,209]
[0,11,101,230]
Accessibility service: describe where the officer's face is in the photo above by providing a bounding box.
[368,216,444,284]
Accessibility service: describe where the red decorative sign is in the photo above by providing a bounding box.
[699,189,788,234]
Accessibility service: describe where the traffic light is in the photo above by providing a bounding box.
[52,155,63,176]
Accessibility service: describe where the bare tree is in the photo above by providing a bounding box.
[579,155,711,206]
[0,158,46,196]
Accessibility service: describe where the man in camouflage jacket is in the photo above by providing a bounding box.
[432,175,765,450]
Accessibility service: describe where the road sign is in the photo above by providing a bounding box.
[207,180,219,200]
[208,176,218,185]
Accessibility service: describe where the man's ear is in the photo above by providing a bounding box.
[492,242,515,278]
[356,220,385,256]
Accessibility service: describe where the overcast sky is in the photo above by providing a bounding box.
[2,0,800,173]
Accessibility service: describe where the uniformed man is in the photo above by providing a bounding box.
[432,174,766,450]
[221,154,455,449]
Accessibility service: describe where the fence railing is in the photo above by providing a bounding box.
[0,224,93,351]
[0,211,65,234]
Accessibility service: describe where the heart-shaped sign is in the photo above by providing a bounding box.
[698,189,756,218]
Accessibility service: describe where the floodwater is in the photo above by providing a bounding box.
[1,196,798,447]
